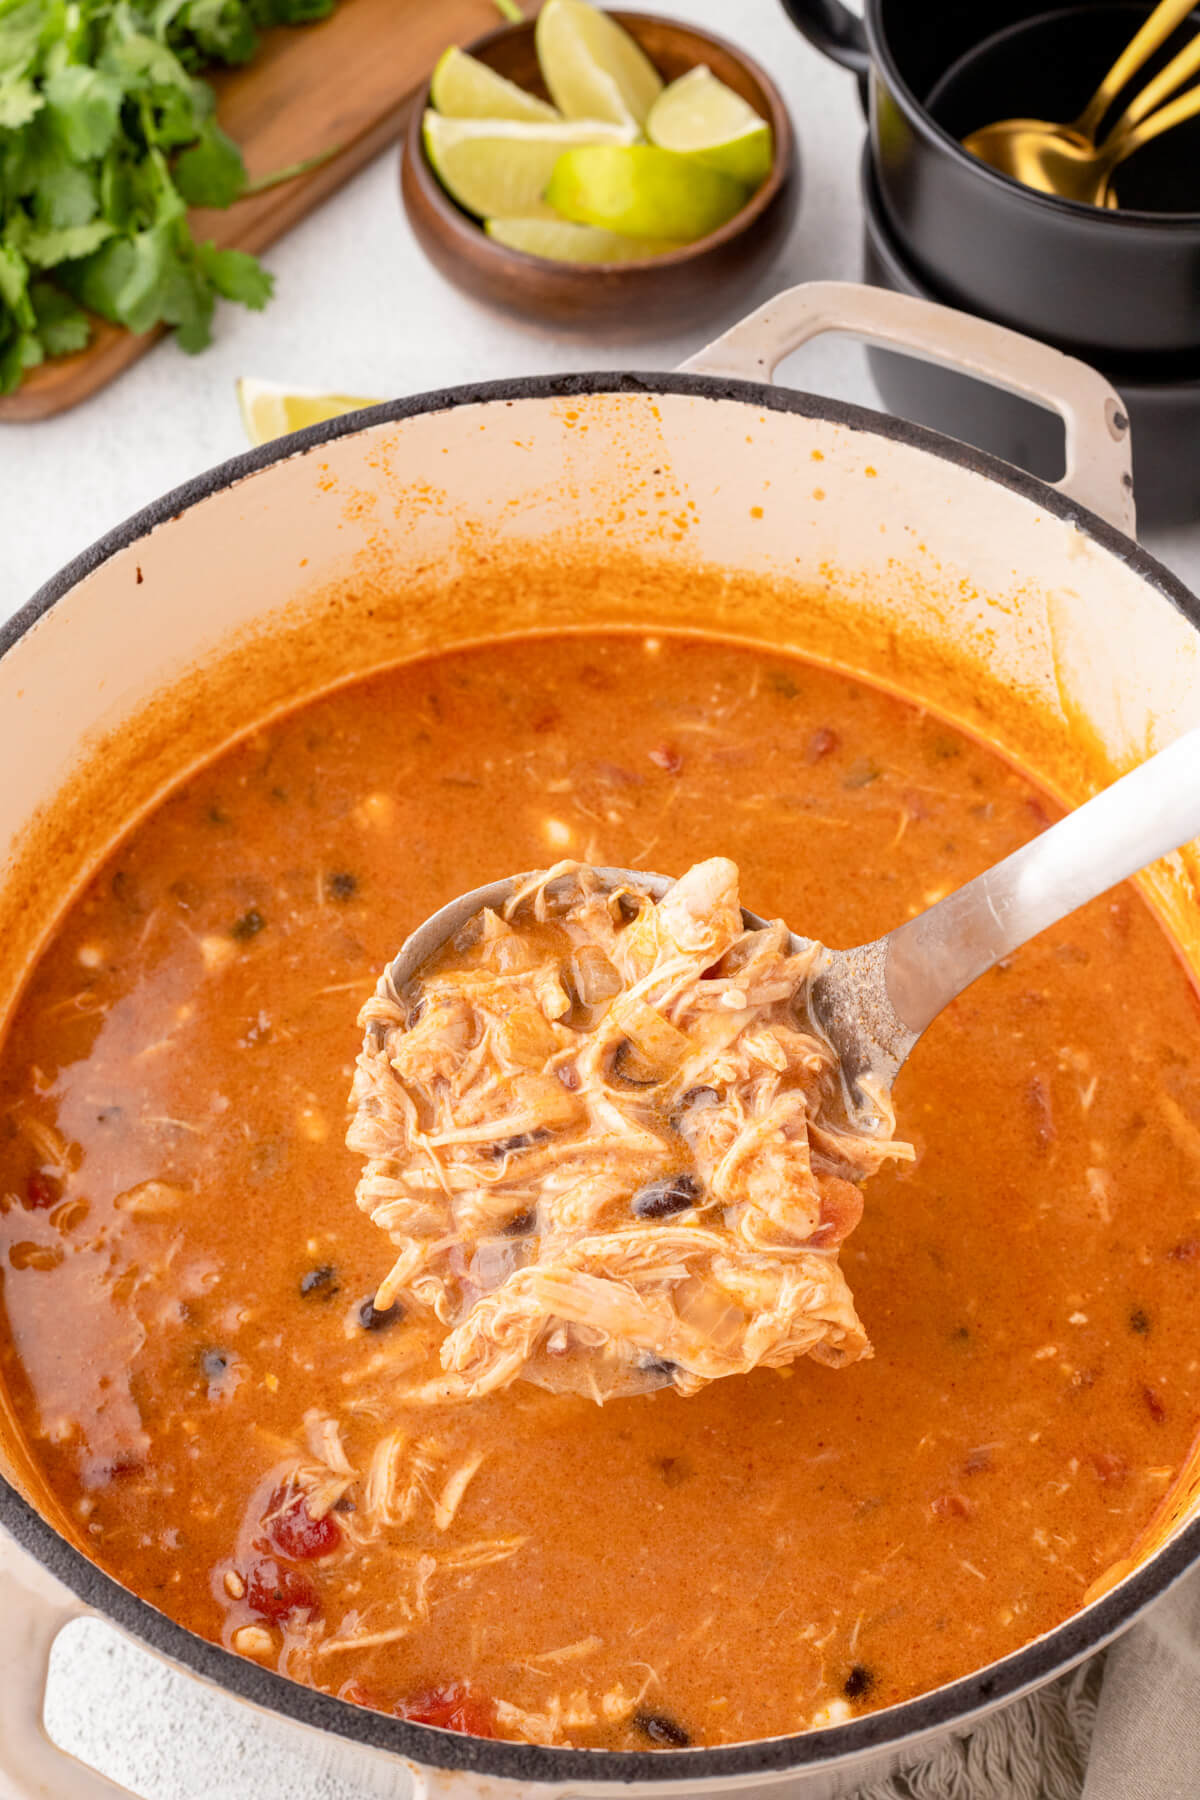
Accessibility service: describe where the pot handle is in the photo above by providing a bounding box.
[0,1526,136,1799]
[777,0,871,77]
[679,280,1136,538]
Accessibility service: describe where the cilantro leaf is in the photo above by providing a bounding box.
[0,1,49,75]
[43,64,123,159]
[70,225,173,333]
[0,243,33,324]
[195,239,271,306]
[0,75,42,129]
[0,0,337,391]
[7,216,114,266]
[33,159,99,229]
[173,118,245,205]
[30,278,91,354]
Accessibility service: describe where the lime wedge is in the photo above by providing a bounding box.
[486,217,685,262]
[422,111,634,220]
[545,144,747,240]
[237,379,377,447]
[646,65,773,188]
[535,0,663,129]
[430,46,560,123]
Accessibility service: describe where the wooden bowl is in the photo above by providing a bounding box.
[400,12,798,332]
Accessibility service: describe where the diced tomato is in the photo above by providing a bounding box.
[649,744,682,774]
[931,1492,972,1520]
[396,1681,498,1738]
[25,1171,61,1210]
[1090,1451,1128,1486]
[246,1557,319,1623]
[339,1680,383,1711]
[264,1487,340,1560]
[811,1177,864,1248]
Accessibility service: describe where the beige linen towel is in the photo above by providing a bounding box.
[854,1568,1200,1800]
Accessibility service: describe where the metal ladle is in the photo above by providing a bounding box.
[382,727,1200,1129]
[965,0,1200,204]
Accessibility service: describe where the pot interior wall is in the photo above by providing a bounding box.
[2,381,1199,1570]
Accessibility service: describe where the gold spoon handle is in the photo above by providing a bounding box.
[1102,73,1200,166]
[1076,0,1197,137]
[1105,22,1200,134]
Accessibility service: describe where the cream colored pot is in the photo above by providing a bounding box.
[1,284,1198,1800]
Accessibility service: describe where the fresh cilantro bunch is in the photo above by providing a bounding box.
[0,0,335,394]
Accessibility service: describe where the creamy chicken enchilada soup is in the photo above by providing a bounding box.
[1,627,1198,1750]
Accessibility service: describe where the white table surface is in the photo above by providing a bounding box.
[7,1,1200,1794]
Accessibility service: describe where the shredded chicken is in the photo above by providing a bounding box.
[349,859,911,1401]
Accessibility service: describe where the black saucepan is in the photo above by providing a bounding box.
[780,0,1200,357]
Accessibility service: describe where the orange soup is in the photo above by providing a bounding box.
[1,631,1198,1749]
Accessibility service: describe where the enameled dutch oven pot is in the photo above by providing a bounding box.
[779,0,1200,357]
[2,282,1200,1800]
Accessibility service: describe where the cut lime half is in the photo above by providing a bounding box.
[430,47,560,123]
[486,217,685,262]
[545,144,747,240]
[237,379,377,447]
[535,0,663,129]
[646,65,773,188]
[423,111,634,220]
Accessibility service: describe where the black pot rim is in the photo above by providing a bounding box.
[862,0,1200,229]
[860,146,1200,390]
[5,367,1200,1785]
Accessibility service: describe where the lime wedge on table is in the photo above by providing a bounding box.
[422,112,634,220]
[647,65,773,188]
[545,144,747,240]
[486,217,685,262]
[430,46,560,122]
[535,0,663,128]
[237,379,376,447]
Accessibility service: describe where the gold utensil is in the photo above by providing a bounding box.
[1043,76,1200,209]
[964,0,1197,196]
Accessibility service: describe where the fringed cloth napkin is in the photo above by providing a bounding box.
[854,1568,1200,1800]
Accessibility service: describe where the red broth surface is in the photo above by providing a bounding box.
[1,631,1199,1750]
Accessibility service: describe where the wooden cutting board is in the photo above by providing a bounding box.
[0,0,509,422]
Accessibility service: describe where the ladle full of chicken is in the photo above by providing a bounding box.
[348,727,1200,1405]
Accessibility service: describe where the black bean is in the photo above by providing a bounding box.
[333,1494,357,1513]
[503,1209,537,1237]
[633,1711,691,1748]
[640,1356,678,1383]
[843,1665,875,1700]
[200,1348,229,1385]
[300,1265,339,1300]
[615,892,641,923]
[632,1174,701,1220]
[326,871,358,901]
[231,908,266,941]
[491,1129,550,1159]
[672,1086,720,1132]
[359,1297,403,1332]
[1129,1306,1151,1335]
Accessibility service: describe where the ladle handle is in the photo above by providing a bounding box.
[883,727,1200,1035]
[1076,0,1197,136]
